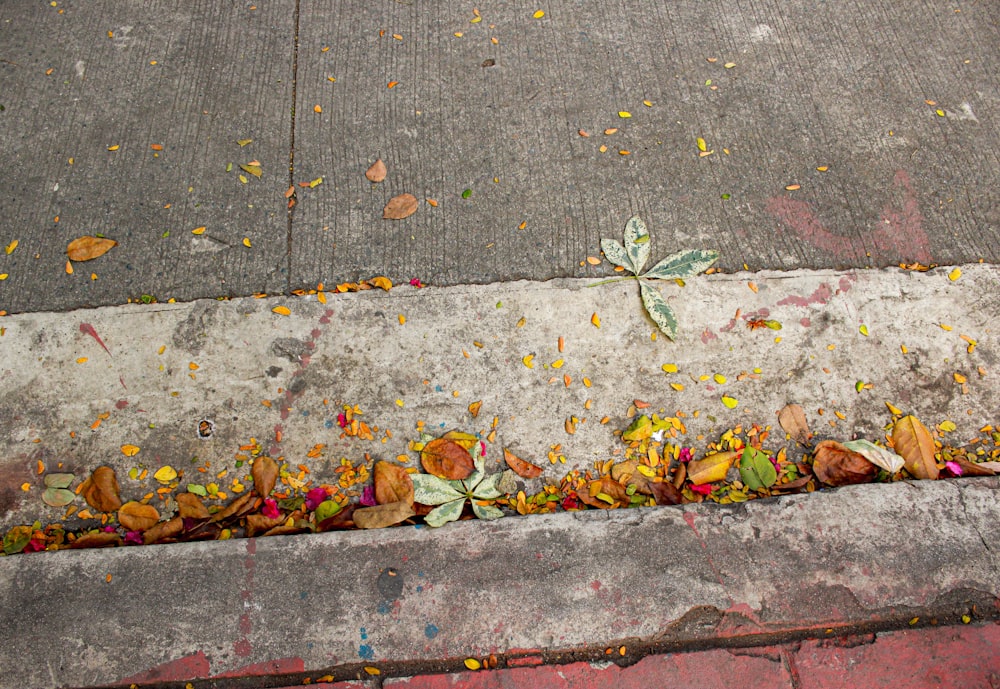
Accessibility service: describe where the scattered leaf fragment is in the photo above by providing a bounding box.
[5,240,18,255]
[365,159,387,183]
[785,184,801,191]
[242,237,252,248]
[465,658,482,671]
[192,226,206,235]
[383,193,418,219]
[696,137,707,152]
[67,236,117,262]
[618,111,631,119]
[859,324,869,336]
[120,444,140,457]
[522,353,535,369]
[721,395,738,409]
[272,305,291,316]
[237,138,253,146]
[591,313,601,328]
[468,400,482,418]
[533,9,545,18]
[948,267,961,281]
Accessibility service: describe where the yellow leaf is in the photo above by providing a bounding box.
[696,137,707,152]
[892,415,939,480]
[687,450,737,485]
[721,395,738,408]
[522,354,535,369]
[369,276,393,290]
[363,666,381,676]
[239,163,262,178]
[885,402,903,416]
[5,240,17,254]
[153,466,178,483]
[464,658,482,671]
[954,372,967,384]
[619,111,631,118]
[859,324,869,336]
[713,373,727,384]
[107,144,120,151]
[533,9,545,18]
[551,359,564,369]
[242,237,252,248]
[948,267,962,281]
[309,177,323,188]
[121,444,140,457]
[65,260,73,274]
[662,363,678,374]
[192,226,206,235]
[313,104,322,113]
[272,305,291,316]
[591,313,601,328]
[724,62,736,68]
[670,382,684,391]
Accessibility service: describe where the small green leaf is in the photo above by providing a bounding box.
[239,163,262,178]
[412,474,465,505]
[642,249,718,280]
[314,499,342,522]
[639,282,678,340]
[471,502,504,520]
[623,216,651,274]
[424,498,465,527]
[43,473,74,489]
[600,238,634,273]
[623,415,652,441]
[3,525,32,555]
[186,484,208,497]
[739,447,777,491]
[461,188,472,199]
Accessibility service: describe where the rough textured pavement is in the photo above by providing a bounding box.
[1,0,998,313]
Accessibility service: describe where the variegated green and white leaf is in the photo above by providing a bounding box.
[642,249,718,280]
[639,281,678,340]
[472,502,504,521]
[412,473,465,505]
[842,439,905,473]
[471,472,504,500]
[424,498,466,527]
[600,238,634,273]
[623,215,651,274]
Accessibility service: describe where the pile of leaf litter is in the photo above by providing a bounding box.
[3,403,998,556]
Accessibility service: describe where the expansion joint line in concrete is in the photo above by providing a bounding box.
[285,0,301,293]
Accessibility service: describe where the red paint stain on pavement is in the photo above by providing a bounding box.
[120,651,212,684]
[767,170,931,265]
[213,656,306,678]
[272,310,335,449]
[79,322,112,356]
[683,512,735,608]
[701,328,718,344]
[234,538,257,658]
[115,399,128,410]
[777,283,833,308]
[800,318,811,327]
[590,580,602,591]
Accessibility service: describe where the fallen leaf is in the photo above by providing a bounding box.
[812,440,877,486]
[142,516,183,544]
[120,444,140,457]
[239,163,262,178]
[951,457,996,476]
[70,532,122,549]
[176,492,210,519]
[80,466,122,512]
[504,448,543,478]
[421,438,474,480]
[891,415,939,480]
[67,236,117,262]
[354,500,416,529]
[368,276,393,290]
[272,305,291,316]
[468,400,483,418]
[841,439,905,474]
[153,466,177,484]
[374,461,414,506]
[687,450,738,485]
[648,480,683,505]
[383,193,418,219]
[118,501,160,532]
[42,487,76,507]
[578,476,629,509]
[777,403,812,444]
[252,455,279,496]
[366,159,387,182]
[245,512,288,537]
[211,492,256,523]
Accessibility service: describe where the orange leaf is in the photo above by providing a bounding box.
[383,193,418,220]
[117,501,160,532]
[373,461,414,506]
[503,448,543,479]
[421,438,474,480]
[891,415,939,480]
[251,456,279,497]
[67,236,117,261]
[80,466,122,513]
[368,276,393,290]
[365,159,387,183]
[468,400,483,418]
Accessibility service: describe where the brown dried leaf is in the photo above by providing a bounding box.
[891,415,939,480]
[648,480,683,505]
[117,501,160,532]
[354,501,416,529]
[176,492,210,520]
[383,193,418,220]
[503,448,543,479]
[812,440,877,486]
[421,438,474,480]
[374,461,414,506]
[67,236,117,262]
[142,516,183,544]
[211,492,257,523]
[365,158,387,183]
[578,476,630,509]
[251,456,279,497]
[777,403,812,444]
[317,504,357,531]
[70,531,122,549]
[81,466,122,513]
[951,457,996,477]
[246,512,287,537]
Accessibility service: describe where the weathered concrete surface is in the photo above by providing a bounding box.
[1,265,997,533]
[0,1,295,313]
[2,0,998,313]
[0,479,996,689]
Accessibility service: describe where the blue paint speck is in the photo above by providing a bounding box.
[300,410,310,417]
[300,591,308,599]
[358,644,375,660]
[360,628,368,640]
[435,385,443,392]
[377,601,391,615]
[416,585,424,593]
[424,623,439,639]
[324,419,334,428]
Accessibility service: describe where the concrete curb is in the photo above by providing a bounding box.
[2,265,998,533]
[0,478,997,688]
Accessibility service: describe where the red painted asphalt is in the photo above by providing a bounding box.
[276,622,1000,689]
